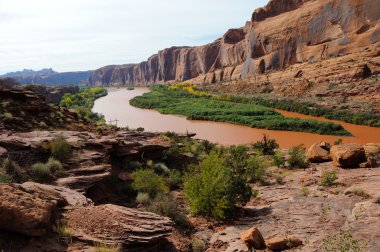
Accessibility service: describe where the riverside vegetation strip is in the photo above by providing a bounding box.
[60,87,107,124]
[130,84,352,136]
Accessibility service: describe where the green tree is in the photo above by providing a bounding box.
[184,153,251,220]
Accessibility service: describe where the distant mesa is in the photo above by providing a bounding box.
[1,68,93,86]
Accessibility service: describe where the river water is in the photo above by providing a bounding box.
[92,88,380,148]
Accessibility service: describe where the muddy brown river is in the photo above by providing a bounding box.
[92,88,380,148]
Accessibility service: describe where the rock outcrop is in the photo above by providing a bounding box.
[65,204,173,245]
[265,236,303,250]
[87,0,380,112]
[0,184,55,237]
[0,87,94,132]
[330,143,366,167]
[23,85,79,104]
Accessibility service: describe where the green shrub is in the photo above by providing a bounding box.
[320,168,338,186]
[136,192,150,206]
[131,169,168,198]
[167,169,182,189]
[0,172,12,183]
[153,163,170,175]
[162,145,181,161]
[30,162,54,183]
[147,193,189,226]
[184,153,251,220]
[199,140,216,155]
[127,161,142,170]
[273,151,286,168]
[46,158,64,178]
[252,134,279,155]
[50,136,72,162]
[322,229,367,252]
[245,155,268,183]
[225,145,249,174]
[136,127,144,132]
[1,158,24,183]
[287,145,309,169]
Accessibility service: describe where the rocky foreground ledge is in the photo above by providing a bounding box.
[0,129,174,251]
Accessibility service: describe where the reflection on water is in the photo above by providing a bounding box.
[92,88,380,148]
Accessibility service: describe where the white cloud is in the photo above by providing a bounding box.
[0,0,268,74]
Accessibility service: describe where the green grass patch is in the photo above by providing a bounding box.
[130,85,352,136]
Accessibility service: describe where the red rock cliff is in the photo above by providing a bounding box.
[87,0,380,88]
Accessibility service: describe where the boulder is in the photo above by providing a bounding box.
[65,204,173,245]
[240,227,266,250]
[21,182,92,207]
[0,184,55,236]
[364,143,380,162]
[265,236,303,250]
[307,142,331,163]
[330,143,366,167]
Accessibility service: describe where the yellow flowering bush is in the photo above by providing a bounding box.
[168,82,210,97]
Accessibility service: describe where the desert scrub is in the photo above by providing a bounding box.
[131,169,168,198]
[252,134,279,155]
[191,236,207,252]
[147,193,189,226]
[245,155,268,183]
[1,158,24,183]
[30,163,54,183]
[322,229,367,252]
[272,151,286,168]
[50,136,72,162]
[135,192,150,206]
[167,169,183,189]
[183,152,252,221]
[287,145,309,169]
[46,158,65,177]
[130,85,352,136]
[320,168,338,186]
[350,187,369,198]
[94,242,121,252]
[300,186,310,197]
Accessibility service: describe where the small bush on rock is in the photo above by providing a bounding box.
[46,158,64,178]
[31,163,54,183]
[1,158,24,182]
[131,169,168,198]
[136,192,150,206]
[287,145,309,169]
[320,168,338,187]
[147,193,189,226]
[50,136,72,162]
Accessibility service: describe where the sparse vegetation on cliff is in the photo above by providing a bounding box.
[130,85,352,136]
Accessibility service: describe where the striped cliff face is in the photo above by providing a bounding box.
[87,0,380,88]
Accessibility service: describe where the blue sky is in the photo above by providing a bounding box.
[0,0,268,74]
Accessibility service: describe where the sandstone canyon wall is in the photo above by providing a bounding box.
[88,0,380,101]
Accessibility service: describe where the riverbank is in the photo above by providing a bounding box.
[92,87,380,147]
[130,85,351,136]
